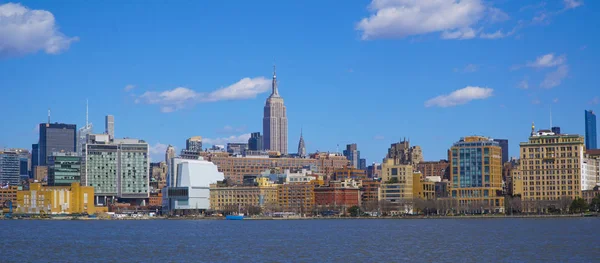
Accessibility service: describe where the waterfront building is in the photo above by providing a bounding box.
[186,136,203,152]
[385,140,423,166]
[413,172,436,200]
[332,166,367,181]
[163,158,224,213]
[314,180,361,210]
[416,160,450,180]
[38,123,77,166]
[493,139,509,165]
[263,66,288,154]
[227,143,248,155]
[149,192,162,207]
[34,166,48,184]
[277,182,315,214]
[0,150,20,186]
[435,180,450,199]
[449,136,504,213]
[85,135,149,205]
[0,186,19,208]
[150,162,167,193]
[209,177,277,212]
[343,144,360,169]
[585,110,597,150]
[582,157,599,189]
[16,182,95,215]
[297,130,306,158]
[248,132,263,151]
[360,179,380,203]
[203,152,347,185]
[519,125,585,211]
[380,158,415,202]
[48,152,81,186]
[105,115,114,140]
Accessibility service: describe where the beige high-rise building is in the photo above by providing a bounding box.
[263,66,288,154]
[385,140,423,166]
[519,125,585,205]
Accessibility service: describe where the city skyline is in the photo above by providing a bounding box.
[1,1,599,164]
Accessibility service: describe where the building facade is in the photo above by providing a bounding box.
[519,127,585,211]
[0,150,20,186]
[277,183,315,214]
[16,182,95,215]
[48,152,82,186]
[416,160,450,180]
[227,143,248,155]
[85,136,149,205]
[248,132,263,151]
[105,115,114,140]
[449,136,504,213]
[209,178,277,212]
[493,139,509,165]
[263,66,288,154]
[38,123,77,166]
[314,181,361,209]
[343,144,360,169]
[332,166,367,181]
[150,162,168,193]
[186,136,203,152]
[585,110,597,150]
[385,140,423,166]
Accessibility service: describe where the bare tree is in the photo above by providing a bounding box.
[558,196,572,214]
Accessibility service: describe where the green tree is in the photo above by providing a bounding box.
[590,195,600,212]
[348,206,361,217]
[569,197,588,213]
[386,177,399,184]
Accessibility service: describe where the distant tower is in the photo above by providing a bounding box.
[262,65,288,154]
[165,145,175,164]
[105,115,114,140]
[186,136,203,152]
[585,110,597,150]
[248,132,263,151]
[297,129,306,157]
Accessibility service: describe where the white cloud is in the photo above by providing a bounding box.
[540,65,569,88]
[527,53,566,68]
[486,7,509,23]
[204,134,251,145]
[564,0,583,9]
[136,77,270,112]
[0,3,78,57]
[425,86,493,107]
[218,125,246,134]
[148,143,168,162]
[590,96,600,105]
[518,79,529,89]
[356,0,488,40]
[124,84,136,92]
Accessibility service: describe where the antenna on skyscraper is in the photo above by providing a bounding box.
[86,99,89,127]
[47,108,51,124]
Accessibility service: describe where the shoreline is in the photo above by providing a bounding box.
[1,213,596,220]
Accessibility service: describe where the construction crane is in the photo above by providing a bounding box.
[2,200,13,219]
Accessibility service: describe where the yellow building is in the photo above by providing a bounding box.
[277,183,315,214]
[510,164,523,197]
[413,172,436,200]
[449,136,504,213]
[209,177,277,211]
[519,126,585,210]
[380,159,414,200]
[16,182,95,215]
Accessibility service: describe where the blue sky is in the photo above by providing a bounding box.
[1,0,598,164]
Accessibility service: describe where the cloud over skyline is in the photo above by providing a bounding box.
[0,3,78,57]
[425,86,493,107]
[203,134,251,146]
[136,77,271,112]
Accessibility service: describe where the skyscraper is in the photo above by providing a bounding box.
[186,136,203,152]
[38,123,77,166]
[343,144,360,168]
[262,66,288,154]
[248,132,263,151]
[493,139,509,165]
[105,115,114,140]
[165,145,176,184]
[31,143,39,178]
[77,101,93,154]
[449,136,504,213]
[585,110,597,150]
[297,129,306,157]
[0,150,20,186]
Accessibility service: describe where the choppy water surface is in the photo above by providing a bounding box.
[1,218,599,262]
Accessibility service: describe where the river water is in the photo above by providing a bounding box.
[1,218,598,262]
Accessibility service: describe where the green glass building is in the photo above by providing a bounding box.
[48,153,82,186]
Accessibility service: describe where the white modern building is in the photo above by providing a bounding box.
[582,157,599,190]
[163,158,224,213]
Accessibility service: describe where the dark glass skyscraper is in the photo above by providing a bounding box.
[493,139,509,165]
[38,123,77,166]
[585,110,597,150]
[248,132,263,151]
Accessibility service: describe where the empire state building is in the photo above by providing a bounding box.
[263,66,288,154]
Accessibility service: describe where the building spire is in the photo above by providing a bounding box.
[47,108,51,124]
[271,64,279,97]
